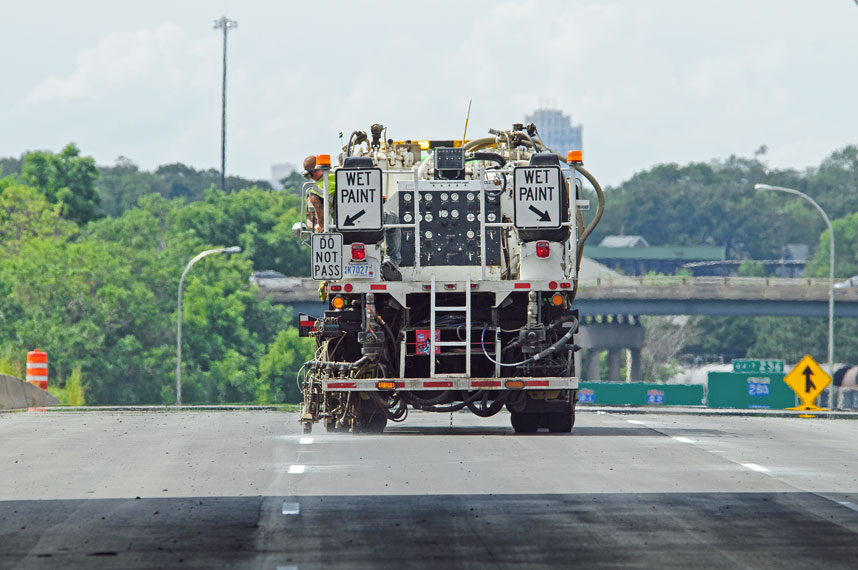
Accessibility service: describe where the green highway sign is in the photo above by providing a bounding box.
[732,359,785,374]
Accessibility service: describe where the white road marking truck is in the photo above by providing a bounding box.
[294,123,604,433]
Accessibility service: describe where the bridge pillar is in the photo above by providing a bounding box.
[586,350,602,382]
[607,349,622,382]
[629,348,642,381]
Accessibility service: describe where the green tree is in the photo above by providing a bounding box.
[19,143,102,225]
[0,184,77,253]
[96,156,167,217]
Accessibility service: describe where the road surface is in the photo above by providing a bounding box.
[2,408,858,568]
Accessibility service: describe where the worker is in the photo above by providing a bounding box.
[303,155,332,233]
[303,155,402,281]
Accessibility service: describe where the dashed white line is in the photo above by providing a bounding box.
[741,463,770,473]
[299,437,313,445]
[288,464,306,474]
[673,436,696,444]
[626,420,646,425]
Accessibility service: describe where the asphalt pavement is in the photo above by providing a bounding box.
[2,408,858,569]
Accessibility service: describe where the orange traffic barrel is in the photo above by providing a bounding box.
[26,350,48,390]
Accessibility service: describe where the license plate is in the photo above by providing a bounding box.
[344,263,373,278]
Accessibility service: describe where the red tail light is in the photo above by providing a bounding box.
[535,241,550,258]
[351,243,366,261]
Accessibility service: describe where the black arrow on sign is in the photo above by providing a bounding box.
[802,365,816,392]
[343,210,366,226]
[528,205,551,222]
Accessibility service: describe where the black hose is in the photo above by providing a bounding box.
[402,390,456,406]
[467,390,510,417]
[467,152,506,167]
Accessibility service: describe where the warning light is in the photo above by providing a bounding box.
[548,281,558,290]
[344,283,353,293]
[316,154,331,166]
[559,282,572,289]
[329,284,342,292]
[550,293,564,307]
[535,241,550,258]
[505,380,525,389]
[331,296,346,309]
[567,150,583,164]
[351,243,366,261]
[376,381,396,390]
[417,141,431,150]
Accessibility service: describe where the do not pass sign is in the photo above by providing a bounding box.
[513,166,563,229]
[311,233,343,280]
[335,168,383,231]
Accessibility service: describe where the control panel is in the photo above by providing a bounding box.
[398,181,502,266]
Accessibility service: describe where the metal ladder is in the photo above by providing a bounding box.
[428,274,472,378]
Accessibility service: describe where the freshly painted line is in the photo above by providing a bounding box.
[281,502,301,515]
[839,501,858,513]
[288,464,306,474]
[627,420,646,425]
[299,437,313,445]
[741,463,770,473]
[673,436,696,444]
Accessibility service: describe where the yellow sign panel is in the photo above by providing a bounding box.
[783,354,832,411]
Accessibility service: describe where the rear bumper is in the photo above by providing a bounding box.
[323,377,578,392]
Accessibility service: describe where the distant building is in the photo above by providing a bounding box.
[598,235,650,248]
[270,163,296,190]
[524,108,583,154]
[583,244,726,276]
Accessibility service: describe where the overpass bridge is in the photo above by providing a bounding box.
[255,275,858,382]
[254,275,858,318]
[575,275,858,317]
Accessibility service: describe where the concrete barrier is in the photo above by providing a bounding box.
[0,373,59,409]
[578,382,705,406]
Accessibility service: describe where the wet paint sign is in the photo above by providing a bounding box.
[513,166,562,229]
[311,233,343,280]
[335,168,383,231]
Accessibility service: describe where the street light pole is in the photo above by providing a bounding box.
[213,16,238,191]
[176,246,242,406]
[754,184,835,395]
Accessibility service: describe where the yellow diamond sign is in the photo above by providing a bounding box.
[783,354,831,411]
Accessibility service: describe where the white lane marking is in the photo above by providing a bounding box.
[673,436,696,444]
[627,420,646,425]
[741,463,770,473]
[277,566,299,570]
[288,464,306,474]
[299,437,313,445]
[282,502,301,515]
[839,501,858,513]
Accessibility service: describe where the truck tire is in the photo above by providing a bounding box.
[547,410,573,433]
[356,411,387,434]
[511,412,539,433]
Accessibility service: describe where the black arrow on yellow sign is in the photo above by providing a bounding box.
[802,366,815,392]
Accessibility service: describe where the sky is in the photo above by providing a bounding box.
[2,1,858,188]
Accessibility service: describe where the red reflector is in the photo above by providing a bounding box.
[422,284,431,291]
[344,283,353,293]
[351,243,366,261]
[444,283,456,290]
[370,284,387,290]
[535,241,550,258]
[559,282,571,289]
[424,381,454,388]
[329,285,342,292]
[548,281,558,290]
[514,282,531,289]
